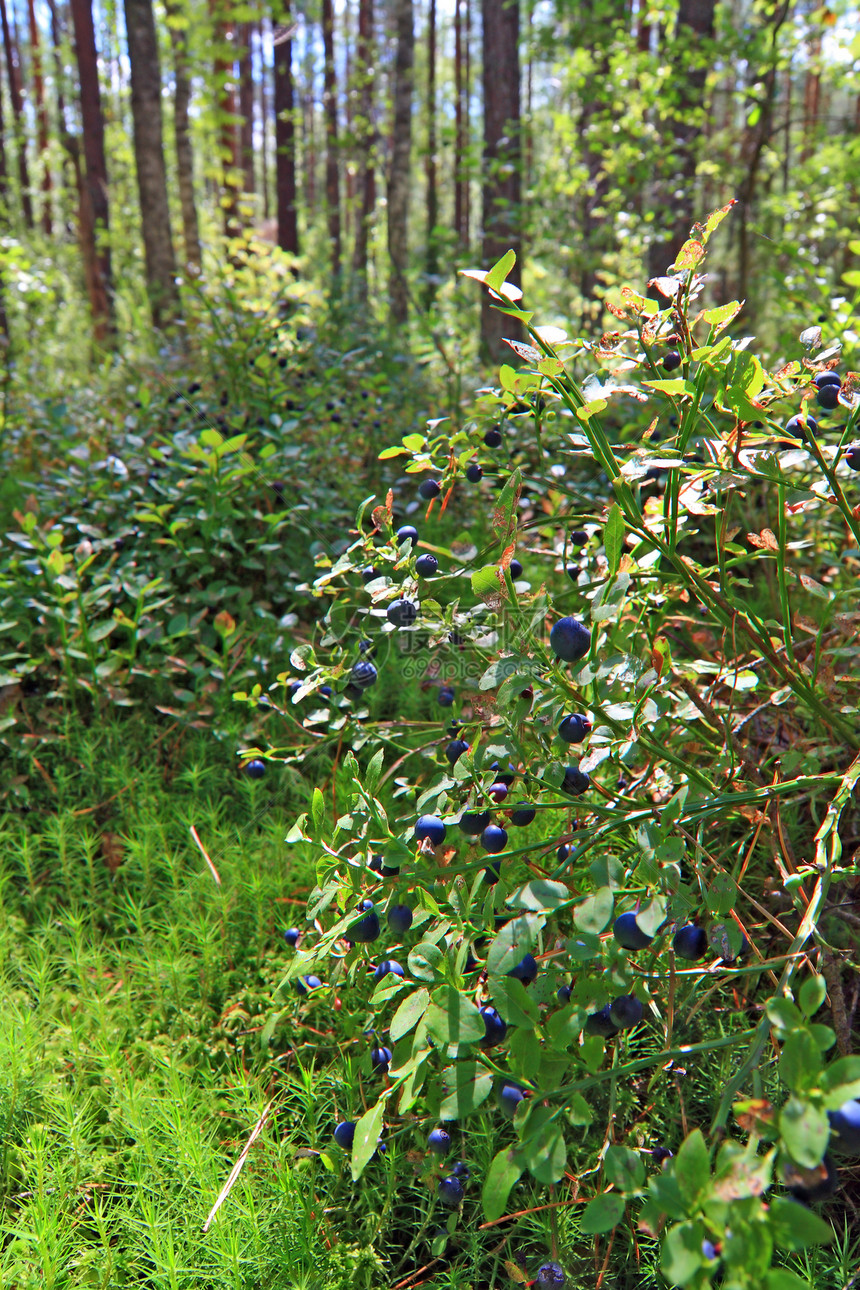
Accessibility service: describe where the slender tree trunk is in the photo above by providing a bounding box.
[646,0,715,285]
[258,20,270,220]
[274,2,299,256]
[454,0,465,243]
[26,0,51,234]
[238,22,255,196]
[480,0,521,362]
[424,0,438,305]
[351,0,374,298]
[321,0,341,281]
[387,0,414,324]
[211,0,240,235]
[69,0,114,342]
[0,0,33,226]
[464,0,471,243]
[343,0,353,247]
[124,0,179,328]
[303,18,316,216]
[166,0,201,269]
[0,38,9,346]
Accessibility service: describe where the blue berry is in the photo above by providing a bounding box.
[466,462,483,482]
[295,975,322,994]
[479,1006,507,1048]
[614,912,653,951]
[558,714,591,744]
[508,953,538,984]
[396,525,419,545]
[373,960,404,983]
[283,927,300,947]
[537,1263,566,1288]
[427,1128,451,1155]
[560,766,590,796]
[349,906,381,943]
[509,803,535,826]
[828,1099,860,1154]
[361,566,381,584]
[416,553,438,577]
[499,1084,524,1119]
[245,759,266,779]
[450,1160,470,1179]
[371,1045,392,1073]
[459,810,491,836]
[445,738,470,765]
[350,659,378,690]
[483,428,502,447]
[437,686,455,706]
[550,616,591,663]
[419,478,441,499]
[333,1121,355,1148]
[673,924,708,961]
[387,904,414,934]
[387,598,418,627]
[557,984,571,1004]
[481,825,508,854]
[508,558,523,579]
[610,994,644,1030]
[415,815,446,846]
[438,1175,464,1206]
[584,1005,618,1037]
[785,413,818,441]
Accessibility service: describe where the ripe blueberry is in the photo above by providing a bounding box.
[584,1005,618,1037]
[295,974,322,994]
[349,906,381,943]
[450,1160,470,1179]
[479,1005,507,1048]
[610,994,644,1030]
[673,924,708,961]
[437,686,455,706]
[283,928,300,947]
[483,428,502,447]
[817,384,840,410]
[427,1128,451,1155]
[396,525,419,545]
[483,860,502,885]
[614,912,653,951]
[508,558,523,579]
[438,1175,464,1206]
[445,738,470,765]
[570,529,588,544]
[844,443,860,471]
[560,766,590,796]
[558,714,591,744]
[415,815,446,846]
[813,371,841,388]
[459,810,491,835]
[245,759,266,779]
[371,1045,392,1073]
[509,803,535,826]
[350,659,378,690]
[334,1121,356,1149]
[508,953,538,984]
[828,1099,860,1154]
[387,904,414,934]
[481,825,508,854]
[373,960,404,982]
[663,351,682,372]
[537,1263,566,1288]
[416,553,438,577]
[785,413,818,441]
[499,1084,524,1118]
[361,566,381,584]
[466,462,483,482]
[550,617,591,663]
[557,984,572,1004]
[419,478,441,499]
[387,598,418,627]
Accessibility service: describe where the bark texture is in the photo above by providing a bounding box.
[273,3,299,256]
[124,0,179,327]
[321,0,341,280]
[351,0,374,298]
[480,0,521,362]
[0,0,32,226]
[166,0,201,268]
[387,0,414,324]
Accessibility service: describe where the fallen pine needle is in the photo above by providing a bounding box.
[190,824,221,886]
[202,1098,276,1232]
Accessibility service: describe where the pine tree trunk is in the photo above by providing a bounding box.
[258,19,270,220]
[69,0,115,343]
[351,0,374,298]
[424,0,438,305]
[238,22,255,196]
[646,0,715,285]
[274,2,299,256]
[166,0,201,269]
[387,0,413,324]
[454,0,465,243]
[480,0,521,362]
[0,0,33,226]
[321,0,342,281]
[211,0,240,236]
[26,0,51,234]
[124,0,179,328]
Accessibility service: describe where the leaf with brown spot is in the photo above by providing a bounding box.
[747,529,779,552]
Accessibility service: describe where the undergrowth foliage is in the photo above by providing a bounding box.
[251,205,860,1288]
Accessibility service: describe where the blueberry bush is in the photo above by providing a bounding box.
[250,205,860,1287]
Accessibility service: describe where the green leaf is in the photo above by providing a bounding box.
[510,879,570,912]
[493,977,540,1028]
[485,249,517,294]
[705,873,735,915]
[486,914,543,977]
[311,787,325,835]
[674,1130,711,1208]
[767,997,802,1033]
[390,988,430,1042]
[797,975,827,1018]
[780,1029,822,1094]
[482,1146,523,1222]
[661,1221,706,1286]
[574,887,614,934]
[440,1062,494,1119]
[471,564,503,600]
[767,1196,833,1251]
[407,943,444,983]
[365,747,384,796]
[565,1091,593,1125]
[779,1097,829,1168]
[580,1192,625,1234]
[425,986,485,1052]
[764,1271,813,1290]
[351,1099,385,1181]
[603,503,624,578]
[604,1145,645,1193]
[518,1107,567,1184]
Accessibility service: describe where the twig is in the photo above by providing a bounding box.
[202,1098,276,1232]
[190,824,221,885]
